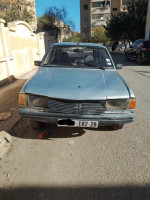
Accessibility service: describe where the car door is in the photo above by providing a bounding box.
[136,41,143,56]
[132,41,140,58]
[127,41,137,58]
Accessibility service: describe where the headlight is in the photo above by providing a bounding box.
[106,99,129,110]
[28,95,48,108]
[19,93,28,106]
[129,98,136,109]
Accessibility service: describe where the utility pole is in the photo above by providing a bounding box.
[145,0,150,39]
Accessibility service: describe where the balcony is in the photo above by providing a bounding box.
[91,7,110,14]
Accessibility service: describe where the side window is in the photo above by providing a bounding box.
[137,42,143,47]
[133,41,138,47]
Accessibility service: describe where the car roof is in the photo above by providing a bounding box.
[51,42,106,48]
[135,39,150,42]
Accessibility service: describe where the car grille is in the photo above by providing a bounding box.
[48,99,105,115]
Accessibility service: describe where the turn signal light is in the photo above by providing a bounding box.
[19,94,28,106]
[129,98,136,109]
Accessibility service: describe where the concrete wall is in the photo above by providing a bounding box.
[0,19,51,82]
[145,0,150,39]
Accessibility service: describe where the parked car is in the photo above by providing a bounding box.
[125,39,150,65]
[19,43,136,130]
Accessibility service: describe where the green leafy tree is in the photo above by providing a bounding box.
[106,0,148,43]
[0,0,34,25]
[91,26,109,45]
[63,33,81,42]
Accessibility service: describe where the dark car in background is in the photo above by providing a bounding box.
[125,39,150,65]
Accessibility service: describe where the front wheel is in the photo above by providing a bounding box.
[29,119,41,129]
[136,54,143,65]
[112,124,124,130]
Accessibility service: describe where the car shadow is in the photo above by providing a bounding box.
[0,185,150,200]
[10,118,116,140]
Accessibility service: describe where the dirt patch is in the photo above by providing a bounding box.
[0,80,26,132]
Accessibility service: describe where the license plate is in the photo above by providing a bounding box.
[58,120,98,128]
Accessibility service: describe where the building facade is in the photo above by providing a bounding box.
[56,19,72,42]
[80,0,123,37]
[0,0,37,31]
[27,0,37,31]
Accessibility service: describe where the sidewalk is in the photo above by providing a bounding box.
[0,67,38,132]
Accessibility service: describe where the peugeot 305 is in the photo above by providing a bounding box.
[19,43,136,130]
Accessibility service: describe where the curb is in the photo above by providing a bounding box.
[0,75,16,87]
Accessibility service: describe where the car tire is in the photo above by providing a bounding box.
[125,53,129,61]
[136,54,143,65]
[29,119,41,129]
[112,124,124,130]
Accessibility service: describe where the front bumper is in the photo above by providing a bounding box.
[19,107,134,125]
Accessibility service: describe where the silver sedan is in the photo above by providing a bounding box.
[19,43,136,130]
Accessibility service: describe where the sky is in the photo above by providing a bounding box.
[35,0,80,32]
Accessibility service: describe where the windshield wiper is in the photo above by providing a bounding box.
[84,62,105,70]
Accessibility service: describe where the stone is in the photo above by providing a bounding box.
[68,140,74,146]
[0,131,12,158]
[0,112,11,121]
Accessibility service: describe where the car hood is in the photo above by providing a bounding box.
[24,67,129,100]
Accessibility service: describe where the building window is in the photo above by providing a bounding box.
[84,16,88,21]
[92,14,103,20]
[9,4,12,9]
[92,2,101,7]
[112,8,118,11]
[84,4,88,10]
[92,14,109,20]
[92,1,110,8]
[83,25,89,33]
[84,28,89,33]
[18,6,22,11]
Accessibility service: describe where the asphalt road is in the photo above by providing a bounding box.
[0,53,150,200]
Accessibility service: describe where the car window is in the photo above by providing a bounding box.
[137,41,143,47]
[133,41,138,47]
[42,46,114,69]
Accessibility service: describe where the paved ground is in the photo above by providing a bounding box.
[0,53,150,200]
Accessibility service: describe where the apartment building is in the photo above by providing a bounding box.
[0,0,37,30]
[80,0,123,37]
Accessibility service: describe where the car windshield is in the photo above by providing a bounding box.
[42,45,114,69]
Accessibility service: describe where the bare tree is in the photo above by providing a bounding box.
[37,6,75,38]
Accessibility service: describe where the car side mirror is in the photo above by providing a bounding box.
[116,64,123,69]
[34,61,41,66]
